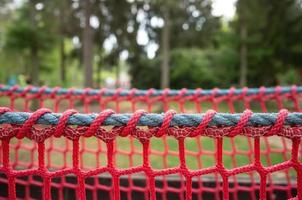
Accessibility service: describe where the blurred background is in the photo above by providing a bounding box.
[0,0,302,89]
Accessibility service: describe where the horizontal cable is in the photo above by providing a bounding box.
[0,84,301,97]
[0,109,301,127]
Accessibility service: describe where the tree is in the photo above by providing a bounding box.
[129,0,220,89]
[50,0,79,85]
[82,0,94,87]
[160,7,171,89]
[170,48,216,88]
[93,0,142,87]
[129,55,160,89]
[5,1,55,86]
[234,0,302,86]
[238,0,248,87]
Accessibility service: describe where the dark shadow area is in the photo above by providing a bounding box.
[0,173,297,200]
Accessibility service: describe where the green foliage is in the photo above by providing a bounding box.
[170,46,239,89]
[129,56,160,89]
[4,2,56,52]
[277,68,301,85]
[5,20,54,52]
[1,0,302,88]
[235,0,302,86]
[130,46,239,89]
[170,48,217,88]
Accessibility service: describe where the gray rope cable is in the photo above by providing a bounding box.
[0,85,301,97]
[0,111,301,127]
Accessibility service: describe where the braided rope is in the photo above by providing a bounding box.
[0,107,301,127]
[1,84,302,97]
[1,107,302,141]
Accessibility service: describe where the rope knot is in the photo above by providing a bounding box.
[18,108,51,141]
[192,110,216,137]
[155,110,176,137]
[121,110,146,137]
[265,109,288,136]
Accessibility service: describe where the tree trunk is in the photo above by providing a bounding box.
[96,64,101,88]
[31,47,39,86]
[83,0,94,88]
[60,37,66,85]
[30,47,40,110]
[29,0,39,86]
[160,11,170,89]
[116,64,120,88]
[239,0,248,87]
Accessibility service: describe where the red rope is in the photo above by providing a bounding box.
[0,86,301,200]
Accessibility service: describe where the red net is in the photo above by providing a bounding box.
[0,85,301,200]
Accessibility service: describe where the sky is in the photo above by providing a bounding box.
[212,0,237,19]
[8,0,237,60]
[9,0,238,60]
[139,0,238,59]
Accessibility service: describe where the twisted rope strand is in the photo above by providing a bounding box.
[0,108,300,127]
[1,84,302,97]
[1,107,302,140]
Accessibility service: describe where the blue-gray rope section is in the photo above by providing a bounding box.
[0,111,302,127]
[0,85,301,97]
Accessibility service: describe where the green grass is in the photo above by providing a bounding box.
[8,135,294,180]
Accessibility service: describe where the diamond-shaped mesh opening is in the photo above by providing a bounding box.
[192,173,222,200]
[45,137,72,170]
[115,137,143,168]
[155,173,186,200]
[150,136,180,169]
[79,137,107,170]
[223,137,253,169]
[10,138,38,170]
[260,137,290,167]
[119,173,148,200]
[268,168,297,200]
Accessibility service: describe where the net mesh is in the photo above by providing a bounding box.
[0,85,301,200]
